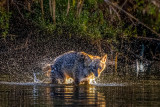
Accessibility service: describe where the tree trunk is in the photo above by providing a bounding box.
[52,0,56,23]
[27,1,31,11]
[115,52,118,74]
[25,0,31,11]
[76,0,84,17]
[49,0,53,17]
[40,0,44,19]
[6,0,9,12]
[78,0,84,17]
[76,0,80,17]
[66,0,70,16]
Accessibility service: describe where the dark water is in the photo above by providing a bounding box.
[0,81,160,107]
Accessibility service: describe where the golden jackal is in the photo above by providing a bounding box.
[46,51,107,85]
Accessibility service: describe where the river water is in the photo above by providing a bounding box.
[0,79,160,107]
[0,61,160,107]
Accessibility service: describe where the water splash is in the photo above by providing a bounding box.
[91,83,126,86]
[0,81,44,86]
[33,72,42,83]
[89,78,126,86]
[136,59,145,77]
[89,78,97,84]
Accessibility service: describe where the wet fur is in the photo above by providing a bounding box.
[49,51,107,85]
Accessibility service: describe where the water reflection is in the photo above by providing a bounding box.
[0,82,160,107]
[49,85,106,106]
[0,84,106,107]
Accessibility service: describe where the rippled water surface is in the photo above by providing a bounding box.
[0,81,160,107]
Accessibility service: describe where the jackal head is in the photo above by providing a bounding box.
[85,54,107,77]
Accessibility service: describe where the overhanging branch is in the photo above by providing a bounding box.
[104,0,160,37]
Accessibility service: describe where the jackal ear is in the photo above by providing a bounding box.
[101,54,107,63]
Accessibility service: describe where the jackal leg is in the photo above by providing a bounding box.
[74,78,80,85]
[73,68,80,85]
[50,71,62,84]
[51,77,59,84]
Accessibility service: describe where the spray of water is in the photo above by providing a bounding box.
[33,73,42,83]
[89,78,97,84]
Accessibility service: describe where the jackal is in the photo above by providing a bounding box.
[45,51,107,85]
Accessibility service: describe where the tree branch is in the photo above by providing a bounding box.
[136,36,160,41]
[151,0,160,8]
[104,0,160,37]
